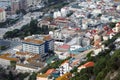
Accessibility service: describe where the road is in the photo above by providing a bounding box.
[0,40,22,54]
[73,48,94,59]
[0,13,32,39]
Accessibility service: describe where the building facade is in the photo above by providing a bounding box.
[22,42,45,54]
[0,8,6,22]
[11,0,20,14]
[19,0,27,10]
[22,35,54,54]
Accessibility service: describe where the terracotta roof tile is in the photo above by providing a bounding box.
[45,69,55,75]
[0,56,19,62]
[24,38,43,44]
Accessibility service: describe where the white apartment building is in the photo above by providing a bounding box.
[16,64,39,73]
[22,42,45,54]
[59,60,72,76]
[0,8,6,22]
[22,35,54,54]
[0,55,18,68]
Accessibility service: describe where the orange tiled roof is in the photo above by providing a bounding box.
[72,60,79,65]
[61,60,69,65]
[27,54,40,62]
[24,38,43,44]
[56,72,72,80]
[1,53,10,57]
[16,51,29,55]
[45,69,55,75]
[78,62,94,69]
[0,56,19,62]
[43,35,52,41]
[114,0,120,2]
[83,62,94,68]
[37,74,48,78]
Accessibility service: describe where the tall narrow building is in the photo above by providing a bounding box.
[19,0,27,10]
[11,0,20,14]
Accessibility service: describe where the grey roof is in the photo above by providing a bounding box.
[0,40,10,46]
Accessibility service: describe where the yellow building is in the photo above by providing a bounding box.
[56,73,72,80]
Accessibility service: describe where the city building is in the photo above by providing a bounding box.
[11,0,20,14]
[56,72,72,80]
[22,35,54,54]
[78,61,94,72]
[19,0,27,10]
[112,22,120,33]
[37,74,49,80]
[58,44,70,52]
[0,8,6,22]
[59,60,72,76]
[26,0,42,8]
[16,64,39,73]
[0,54,19,68]
[37,69,55,80]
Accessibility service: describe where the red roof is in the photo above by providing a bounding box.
[55,17,69,22]
[91,30,97,34]
[50,23,57,26]
[61,60,69,65]
[56,17,66,20]
[0,8,4,13]
[107,29,114,35]
[59,44,70,49]
[104,26,109,31]
[45,69,55,75]
[74,28,80,31]
[83,62,94,68]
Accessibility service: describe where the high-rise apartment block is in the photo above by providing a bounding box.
[22,35,54,54]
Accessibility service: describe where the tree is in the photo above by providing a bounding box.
[109,22,116,28]
[79,74,89,80]
[94,58,106,75]
[0,46,7,50]
[16,10,21,14]
[10,61,16,68]
[29,72,37,80]
[8,71,14,80]
[70,67,77,73]
[20,9,27,15]
[97,14,102,17]
[96,71,104,80]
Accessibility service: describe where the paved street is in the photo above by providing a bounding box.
[73,48,94,59]
[0,13,31,39]
[0,40,22,54]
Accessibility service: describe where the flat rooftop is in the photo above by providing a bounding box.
[23,35,52,45]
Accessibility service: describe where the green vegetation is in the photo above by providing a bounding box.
[0,18,19,28]
[70,46,120,80]
[97,14,102,17]
[109,22,116,28]
[66,11,73,17]
[10,61,16,67]
[103,32,120,46]
[0,67,29,80]
[3,19,56,39]
[29,72,37,80]
[17,72,30,80]
[16,9,27,15]
[0,46,7,50]
[70,30,120,80]
[51,2,69,9]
